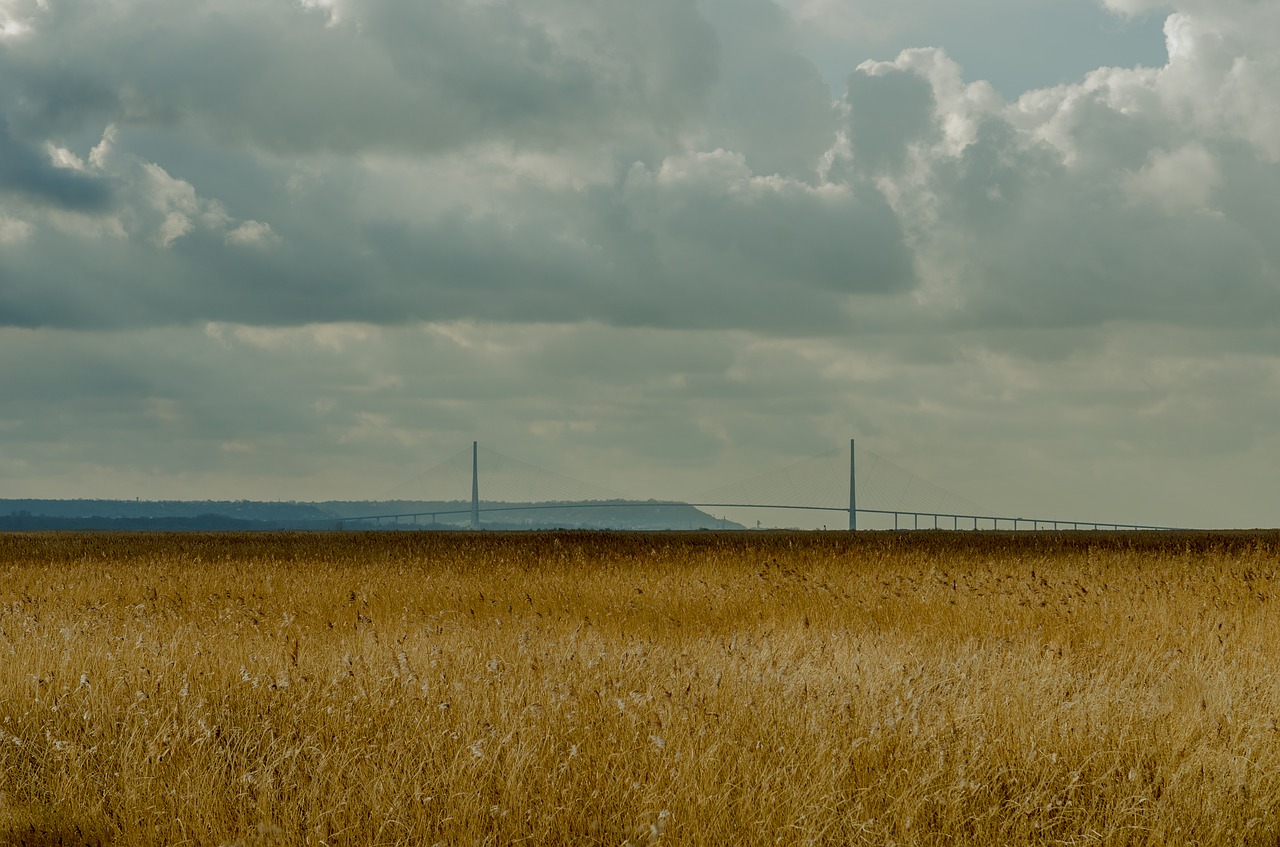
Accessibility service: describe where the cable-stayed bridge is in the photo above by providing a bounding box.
[325,441,1185,532]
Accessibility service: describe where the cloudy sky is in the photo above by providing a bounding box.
[1,0,1278,528]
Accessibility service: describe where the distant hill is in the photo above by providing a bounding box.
[0,499,743,531]
[0,499,329,521]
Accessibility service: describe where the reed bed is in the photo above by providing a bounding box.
[1,530,1279,846]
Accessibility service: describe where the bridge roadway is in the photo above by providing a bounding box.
[313,501,1187,532]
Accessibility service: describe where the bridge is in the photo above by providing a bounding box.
[320,441,1186,532]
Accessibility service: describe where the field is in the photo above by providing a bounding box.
[2,530,1280,846]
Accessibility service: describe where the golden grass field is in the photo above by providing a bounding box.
[2,530,1279,846]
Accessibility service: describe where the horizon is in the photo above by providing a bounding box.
[0,435,1233,531]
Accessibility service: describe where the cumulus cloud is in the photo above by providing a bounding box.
[1122,144,1219,213]
[831,6,1280,336]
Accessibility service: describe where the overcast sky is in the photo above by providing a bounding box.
[1,0,1278,528]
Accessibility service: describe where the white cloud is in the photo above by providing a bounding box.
[1100,0,1170,16]
[139,163,211,246]
[1154,8,1280,160]
[204,322,376,354]
[297,0,343,26]
[777,0,887,41]
[157,210,193,247]
[0,0,42,37]
[225,220,279,247]
[45,143,85,171]
[40,207,128,241]
[88,125,117,170]
[1122,144,1219,214]
[0,215,32,243]
[855,47,1004,161]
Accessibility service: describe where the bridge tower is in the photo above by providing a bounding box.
[470,441,480,529]
[848,438,857,531]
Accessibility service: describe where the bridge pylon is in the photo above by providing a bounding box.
[470,441,479,529]
[849,438,857,531]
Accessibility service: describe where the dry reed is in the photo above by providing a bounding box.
[1,530,1278,846]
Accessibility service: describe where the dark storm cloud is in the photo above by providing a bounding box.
[617,155,914,300]
[0,0,718,157]
[0,1,1276,339]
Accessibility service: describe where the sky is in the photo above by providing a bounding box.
[1,0,1278,529]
